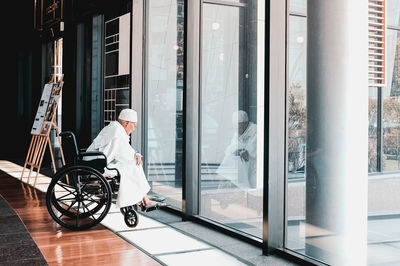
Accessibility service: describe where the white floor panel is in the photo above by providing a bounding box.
[119,227,211,255]
[157,249,246,266]
[0,167,25,172]
[34,184,49,193]
[108,202,121,213]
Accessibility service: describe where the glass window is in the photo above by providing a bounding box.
[382,30,400,172]
[369,87,378,173]
[286,14,306,252]
[200,1,265,238]
[289,0,306,14]
[288,15,306,176]
[145,0,184,210]
[287,1,400,264]
[387,0,400,27]
[368,29,400,266]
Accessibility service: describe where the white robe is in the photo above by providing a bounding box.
[86,121,150,208]
[216,122,257,188]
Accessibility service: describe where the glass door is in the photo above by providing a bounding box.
[199,0,265,238]
[144,0,185,210]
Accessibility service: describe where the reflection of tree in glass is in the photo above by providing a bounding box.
[368,97,378,172]
[288,83,306,172]
[382,97,400,170]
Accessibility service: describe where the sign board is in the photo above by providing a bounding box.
[23,77,65,187]
[31,81,63,136]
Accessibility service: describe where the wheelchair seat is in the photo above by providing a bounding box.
[76,158,106,174]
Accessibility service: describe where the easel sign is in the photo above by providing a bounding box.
[31,83,53,135]
[39,81,63,136]
[21,75,66,187]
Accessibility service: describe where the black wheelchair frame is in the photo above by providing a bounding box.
[45,131,139,230]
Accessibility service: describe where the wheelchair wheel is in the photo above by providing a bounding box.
[46,165,112,230]
[124,209,139,228]
[120,205,138,216]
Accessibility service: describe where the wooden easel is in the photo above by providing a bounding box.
[20,76,66,187]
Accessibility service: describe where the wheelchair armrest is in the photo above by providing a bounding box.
[105,167,121,181]
[79,151,107,161]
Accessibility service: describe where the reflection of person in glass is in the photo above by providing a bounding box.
[216,110,257,189]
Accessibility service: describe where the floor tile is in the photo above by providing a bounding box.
[119,227,211,255]
[156,248,247,266]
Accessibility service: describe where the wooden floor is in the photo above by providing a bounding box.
[0,170,161,266]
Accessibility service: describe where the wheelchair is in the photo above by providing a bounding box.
[45,131,139,231]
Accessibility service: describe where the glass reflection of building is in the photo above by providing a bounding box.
[287,0,400,264]
[199,0,264,238]
[145,0,185,210]
[144,0,264,237]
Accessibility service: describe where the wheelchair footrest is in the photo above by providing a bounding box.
[139,202,167,213]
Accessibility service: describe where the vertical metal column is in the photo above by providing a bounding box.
[184,0,201,217]
[131,0,144,152]
[306,1,368,265]
[264,0,286,255]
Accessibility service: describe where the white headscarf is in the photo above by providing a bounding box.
[232,110,249,124]
[118,109,138,122]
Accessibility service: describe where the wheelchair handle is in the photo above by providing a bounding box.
[60,131,79,157]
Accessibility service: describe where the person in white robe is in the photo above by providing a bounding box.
[216,110,257,189]
[86,109,158,208]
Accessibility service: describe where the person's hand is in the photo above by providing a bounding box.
[240,150,249,162]
[135,154,142,165]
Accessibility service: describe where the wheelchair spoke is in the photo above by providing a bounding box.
[56,191,76,200]
[56,199,77,219]
[56,197,75,202]
[81,201,94,209]
[82,189,104,197]
[57,183,77,194]
[65,200,77,211]
[80,182,89,191]
[56,199,76,204]
[81,190,97,197]
[82,197,101,204]
[56,180,76,189]
[81,201,96,220]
